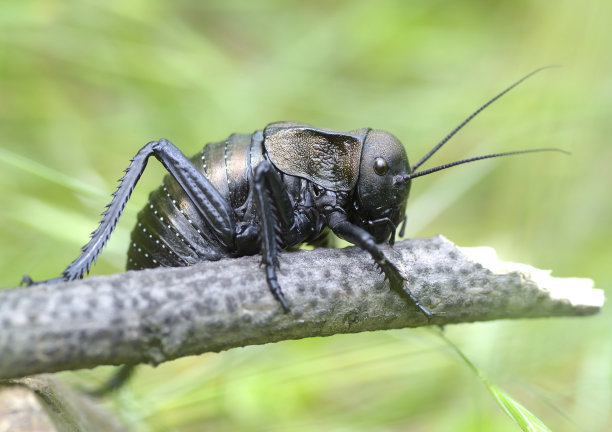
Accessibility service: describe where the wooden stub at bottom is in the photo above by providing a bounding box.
[0,375,126,432]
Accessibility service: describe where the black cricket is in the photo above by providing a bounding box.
[26,68,563,319]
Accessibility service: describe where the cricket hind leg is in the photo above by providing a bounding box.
[24,139,236,284]
[85,365,136,398]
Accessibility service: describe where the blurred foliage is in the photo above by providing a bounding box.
[1,0,610,431]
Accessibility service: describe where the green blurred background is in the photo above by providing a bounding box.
[1,1,610,431]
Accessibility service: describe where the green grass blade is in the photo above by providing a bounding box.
[487,383,552,432]
[434,329,552,432]
[0,147,104,198]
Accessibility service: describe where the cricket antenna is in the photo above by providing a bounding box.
[410,65,561,172]
[402,148,570,182]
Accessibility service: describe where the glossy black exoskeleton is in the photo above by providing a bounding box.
[26,68,565,320]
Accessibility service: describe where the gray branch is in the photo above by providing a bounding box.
[0,236,603,380]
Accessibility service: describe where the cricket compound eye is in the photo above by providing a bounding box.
[373,157,389,175]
